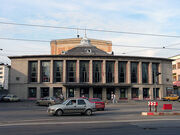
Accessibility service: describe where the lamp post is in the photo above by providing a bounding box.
[154,72,161,100]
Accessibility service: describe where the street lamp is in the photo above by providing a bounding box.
[154,72,161,100]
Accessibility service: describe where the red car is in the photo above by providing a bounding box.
[89,98,105,111]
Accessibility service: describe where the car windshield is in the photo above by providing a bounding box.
[62,100,69,105]
[90,99,102,102]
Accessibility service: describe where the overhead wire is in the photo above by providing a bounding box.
[1,21,180,38]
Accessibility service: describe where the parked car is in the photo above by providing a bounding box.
[47,98,96,116]
[3,94,20,102]
[89,98,105,111]
[162,94,179,101]
[36,97,60,106]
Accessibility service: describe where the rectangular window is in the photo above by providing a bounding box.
[80,61,89,82]
[93,61,102,83]
[172,64,176,70]
[106,61,114,83]
[152,63,159,84]
[142,62,149,83]
[28,87,37,98]
[131,62,138,83]
[53,87,62,98]
[41,61,50,82]
[173,73,177,81]
[153,88,160,99]
[66,61,76,82]
[118,62,127,83]
[53,61,63,82]
[29,61,38,82]
[41,87,49,98]
[143,88,149,99]
[178,63,180,69]
[131,88,139,99]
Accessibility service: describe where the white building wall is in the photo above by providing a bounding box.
[0,64,9,90]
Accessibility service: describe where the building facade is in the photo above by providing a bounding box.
[51,38,112,55]
[9,38,173,101]
[0,63,9,94]
[170,55,180,95]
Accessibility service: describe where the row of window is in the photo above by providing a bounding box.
[28,87,160,99]
[29,60,159,84]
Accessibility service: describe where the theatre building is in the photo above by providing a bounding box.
[9,37,173,101]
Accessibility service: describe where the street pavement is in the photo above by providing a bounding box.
[0,100,180,135]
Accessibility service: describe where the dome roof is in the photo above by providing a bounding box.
[64,37,111,56]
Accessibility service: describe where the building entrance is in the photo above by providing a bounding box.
[67,88,74,98]
[80,88,89,98]
[106,88,115,100]
[93,88,102,99]
[120,88,127,99]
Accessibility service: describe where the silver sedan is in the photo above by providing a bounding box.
[47,98,96,116]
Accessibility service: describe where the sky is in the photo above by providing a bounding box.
[0,0,180,64]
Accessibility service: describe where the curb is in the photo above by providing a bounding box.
[142,112,180,116]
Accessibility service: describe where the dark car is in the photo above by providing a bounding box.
[0,94,6,101]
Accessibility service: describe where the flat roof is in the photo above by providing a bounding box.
[8,54,172,61]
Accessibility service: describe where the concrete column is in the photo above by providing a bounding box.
[127,87,132,100]
[89,60,93,83]
[49,87,53,97]
[115,60,118,83]
[127,61,131,84]
[102,88,107,101]
[76,60,80,83]
[138,62,142,84]
[149,87,153,100]
[159,63,162,84]
[62,86,67,100]
[75,88,80,98]
[63,60,66,82]
[89,87,93,98]
[37,87,40,99]
[102,60,106,83]
[37,60,41,83]
[139,87,143,100]
[50,60,53,83]
[115,87,119,101]
[149,62,152,84]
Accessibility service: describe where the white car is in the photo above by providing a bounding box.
[3,94,20,102]
[47,98,96,116]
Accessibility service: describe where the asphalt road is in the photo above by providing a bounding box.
[1,101,180,135]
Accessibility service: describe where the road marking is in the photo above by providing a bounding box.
[1,118,180,127]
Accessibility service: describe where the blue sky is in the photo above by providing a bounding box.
[0,0,180,64]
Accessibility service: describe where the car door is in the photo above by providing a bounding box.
[76,99,86,113]
[64,100,77,113]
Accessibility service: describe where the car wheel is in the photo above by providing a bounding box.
[56,109,63,116]
[101,108,105,111]
[85,109,92,116]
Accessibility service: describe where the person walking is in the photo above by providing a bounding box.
[111,92,116,104]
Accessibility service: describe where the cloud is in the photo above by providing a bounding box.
[0,0,180,64]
